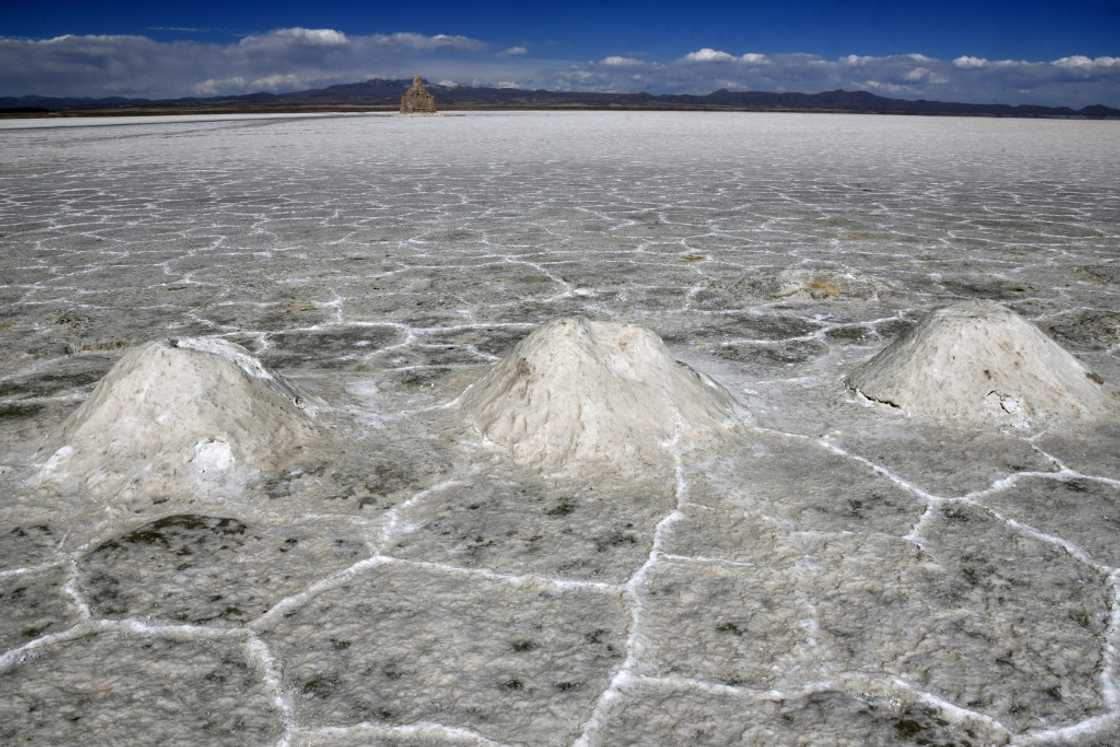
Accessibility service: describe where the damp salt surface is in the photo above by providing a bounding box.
[1,111,1119,745]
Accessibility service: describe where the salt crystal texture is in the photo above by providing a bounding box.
[846,300,1115,428]
[460,317,738,473]
[42,337,317,496]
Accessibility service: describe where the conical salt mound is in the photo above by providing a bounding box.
[460,317,738,472]
[42,337,318,496]
[846,301,1114,428]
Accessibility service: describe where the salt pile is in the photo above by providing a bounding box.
[727,266,889,303]
[460,317,738,472]
[846,300,1113,428]
[40,337,317,496]
[760,267,887,302]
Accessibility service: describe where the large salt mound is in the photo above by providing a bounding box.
[41,337,317,496]
[460,317,738,472]
[846,300,1114,429]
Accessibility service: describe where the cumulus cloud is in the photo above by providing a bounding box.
[368,32,484,51]
[193,73,315,96]
[0,30,1117,107]
[600,55,644,66]
[863,80,914,94]
[1053,55,1120,70]
[954,55,988,69]
[683,48,738,63]
[684,49,770,65]
[0,29,492,99]
[241,27,349,47]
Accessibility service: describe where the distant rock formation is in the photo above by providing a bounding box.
[846,300,1114,429]
[400,75,437,114]
[460,317,738,473]
[40,337,317,497]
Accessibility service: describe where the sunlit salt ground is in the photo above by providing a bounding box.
[1,110,1119,745]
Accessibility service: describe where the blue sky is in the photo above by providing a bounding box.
[2,1,1118,105]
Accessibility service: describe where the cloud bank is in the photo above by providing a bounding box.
[0,29,1117,107]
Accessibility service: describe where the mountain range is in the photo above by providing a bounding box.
[2,79,1118,119]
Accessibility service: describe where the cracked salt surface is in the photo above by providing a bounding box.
[2,111,1120,745]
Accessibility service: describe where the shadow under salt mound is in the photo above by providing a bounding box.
[78,514,369,625]
[386,469,676,584]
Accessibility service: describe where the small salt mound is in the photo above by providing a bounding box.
[846,301,1114,429]
[765,268,886,302]
[740,267,888,302]
[460,317,738,472]
[42,337,317,496]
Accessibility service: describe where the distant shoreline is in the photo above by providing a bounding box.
[4,79,1117,121]
[2,104,1118,122]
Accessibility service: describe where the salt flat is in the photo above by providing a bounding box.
[1,111,1119,745]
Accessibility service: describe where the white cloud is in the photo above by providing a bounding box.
[953,55,989,69]
[191,73,314,95]
[437,79,459,87]
[192,77,243,96]
[496,80,519,89]
[502,46,528,55]
[600,55,643,66]
[363,32,485,51]
[863,79,914,94]
[35,34,149,44]
[0,29,496,99]
[241,27,349,47]
[683,49,768,65]
[1053,55,1120,70]
[1,32,1118,108]
[684,48,737,63]
[250,73,310,90]
[1053,55,1094,68]
[426,33,486,51]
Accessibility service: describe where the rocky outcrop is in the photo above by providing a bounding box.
[846,300,1114,429]
[460,317,738,473]
[400,75,437,114]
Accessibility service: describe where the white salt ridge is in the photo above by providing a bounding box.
[175,336,275,381]
[847,300,1115,429]
[245,634,295,747]
[39,337,317,497]
[461,317,740,473]
[573,434,689,746]
[303,721,509,746]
